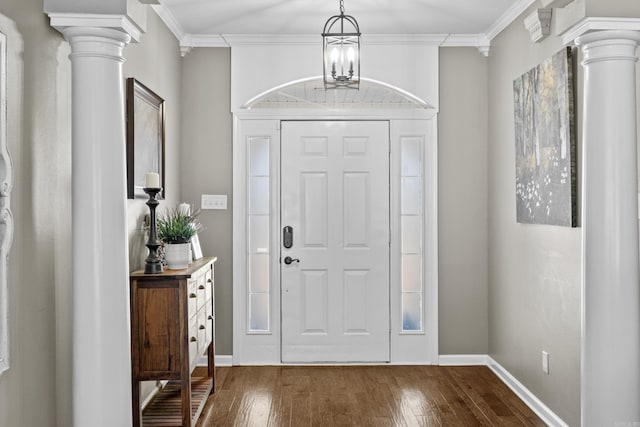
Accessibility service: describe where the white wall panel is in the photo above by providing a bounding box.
[230,42,439,112]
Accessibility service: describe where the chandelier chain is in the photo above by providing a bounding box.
[340,0,345,14]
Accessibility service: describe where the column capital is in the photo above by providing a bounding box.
[61,27,131,63]
[48,13,142,43]
[561,17,640,46]
[576,30,640,65]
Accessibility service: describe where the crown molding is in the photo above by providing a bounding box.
[48,13,143,42]
[441,34,491,56]
[561,17,640,45]
[363,34,448,45]
[222,34,317,46]
[150,0,549,55]
[485,0,536,40]
[151,4,185,42]
[182,34,228,48]
[177,32,492,54]
[180,33,470,48]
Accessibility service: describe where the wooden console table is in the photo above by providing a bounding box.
[130,257,217,427]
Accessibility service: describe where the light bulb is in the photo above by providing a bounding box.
[331,48,339,63]
[347,47,355,62]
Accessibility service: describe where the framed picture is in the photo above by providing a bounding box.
[191,234,203,261]
[126,78,165,199]
[513,47,576,227]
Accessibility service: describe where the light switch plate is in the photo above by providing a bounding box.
[201,194,227,210]
[542,351,549,375]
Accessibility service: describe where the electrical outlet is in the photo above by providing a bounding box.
[201,194,227,210]
[542,351,549,375]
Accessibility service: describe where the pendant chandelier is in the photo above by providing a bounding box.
[321,0,361,90]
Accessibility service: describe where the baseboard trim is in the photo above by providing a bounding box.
[140,380,168,410]
[438,354,489,366]
[215,355,233,366]
[439,354,568,426]
[197,354,233,367]
[143,356,233,410]
[486,357,569,427]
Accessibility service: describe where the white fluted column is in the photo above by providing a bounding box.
[574,29,640,426]
[62,26,132,427]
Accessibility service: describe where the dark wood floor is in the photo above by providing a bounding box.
[195,365,546,426]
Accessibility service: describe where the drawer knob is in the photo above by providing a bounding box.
[208,315,213,321]
[189,293,196,298]
[199,324,206,330]
[190,336,197,343]
[207,279,213,284]
[198,284,205,290]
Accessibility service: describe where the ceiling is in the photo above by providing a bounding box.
[155,0,535,40]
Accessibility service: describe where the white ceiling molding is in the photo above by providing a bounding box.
[151,4,185,42]
[48,13,144,42]
[181,34,228,47]
[441,34,491,56]
[363,34,448,45]
[485,0,537,40]
[539,0,574,8]
[151,0,542,56]
[524,8,552,42]
[222,34,317,46]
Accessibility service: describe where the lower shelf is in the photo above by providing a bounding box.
[142,376,213,426]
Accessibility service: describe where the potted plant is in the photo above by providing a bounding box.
[157,204,202,269]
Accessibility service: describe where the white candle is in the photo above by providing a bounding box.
[178,203,190,215]
[145,172,160,188]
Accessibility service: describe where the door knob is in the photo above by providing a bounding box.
[283,256,300,265]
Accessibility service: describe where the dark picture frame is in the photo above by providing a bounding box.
[126,78,165,199]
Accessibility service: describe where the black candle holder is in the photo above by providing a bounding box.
[144,187,164,274]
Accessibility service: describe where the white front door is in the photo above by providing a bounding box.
[281,121,390,363]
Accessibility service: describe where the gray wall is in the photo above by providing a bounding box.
[180,48,233,355]
[181,47,490,357]
[487,5,582,425]
[125,8,183,273]
[438,47,489,355]
[0,1,71,426]
[123,6,183,404]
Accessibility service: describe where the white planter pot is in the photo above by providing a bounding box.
[164,242,191,269]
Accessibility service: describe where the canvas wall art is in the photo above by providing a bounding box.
[513,47,576,227]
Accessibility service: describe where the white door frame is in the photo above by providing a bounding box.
[232,109,438,365]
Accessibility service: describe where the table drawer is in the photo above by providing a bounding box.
[196,274,207,311]
[187,278,197,318]
[188,316,198,368]
[205,269,213,302]
[197,309,209,355]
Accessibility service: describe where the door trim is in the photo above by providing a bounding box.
[233,111,438,366]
